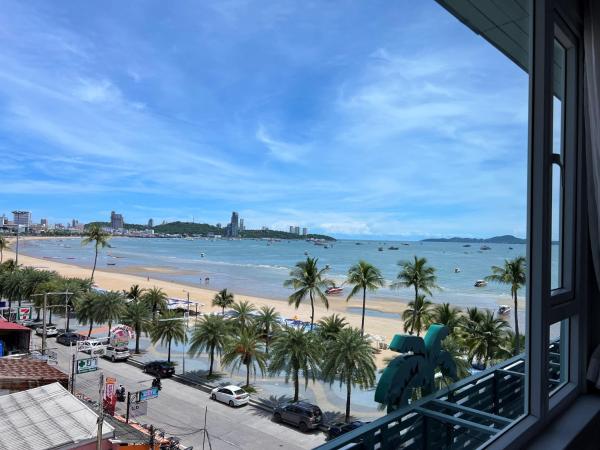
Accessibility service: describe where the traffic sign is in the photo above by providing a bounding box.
[76,357,98,374]
[137,387,159,402]
[128,400,148,418]
[18,307,31,321]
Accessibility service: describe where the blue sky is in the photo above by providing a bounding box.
[0,1,529,239]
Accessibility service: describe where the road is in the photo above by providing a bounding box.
[36,336,326,450]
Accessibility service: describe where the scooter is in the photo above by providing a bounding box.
[152,377,162,391]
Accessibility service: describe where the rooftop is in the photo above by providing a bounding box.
[0,382,114,449]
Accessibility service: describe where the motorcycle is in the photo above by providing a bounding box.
[152,377,162,391]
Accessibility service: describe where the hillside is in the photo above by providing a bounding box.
[421,234,526,244]
[240,229,335,241]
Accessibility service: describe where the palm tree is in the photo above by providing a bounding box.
[437,335,471,386]
[321,327,376,422]
[485,256,526,354]
[229,300,256,331]
[212,289,235,314]
[125,284,145,302]
[254,306,281,355]
[221,328,267,388]
[150,310,186,363]
[429,303,462,334]
[189,314,229,376]
[284,257,334,330]
[463,310,510,368]
[317,314,348,341]
[122,300,152,354]
[402,294,433,336]
[391,256,439,308]
[143,287,168,320]
[93,291,126,337]
[346,261,385,336]
[269,326,322,401]
[75,292,98,337]
[0,236,8,263]
[81,225,111,281]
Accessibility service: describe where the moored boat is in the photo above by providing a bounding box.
[474,280,487,287]
[325,287,343,295]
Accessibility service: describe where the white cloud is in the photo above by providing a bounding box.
[255,125,309,163]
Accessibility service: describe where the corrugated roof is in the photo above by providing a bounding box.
[0,359,69,382]
[0,317,32,331]
[0,382,114,450]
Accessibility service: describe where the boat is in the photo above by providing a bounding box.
[388,246,399,250]
[508,247,514,250]
[462,244,471,247]
[498,305,511,315]
[378,247,384,251]
[304,251,308,256]
[107,262,116,266]
[480,245,491,250]
[454,267,461,273]
[325,287,343,295]
[200,253,205,257]
[474,280,487,287]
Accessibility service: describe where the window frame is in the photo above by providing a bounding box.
[485,1,586,448]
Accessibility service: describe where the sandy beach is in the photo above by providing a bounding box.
[5,240,411,367]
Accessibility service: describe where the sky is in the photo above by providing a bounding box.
[0,1,530,240]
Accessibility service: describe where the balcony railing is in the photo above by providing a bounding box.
[316,348,554,450]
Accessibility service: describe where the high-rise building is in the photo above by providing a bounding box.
[40,219,48,229]
[12,211,31,228]
[0,215,7,226]
[71,219,78,228]
[294,226,300,235]
[240,218,245,231]
[148,218,154,228]
[110,211,124,230]
[261,226,269,231]
[289,226,294,233]
[302,227,308,236]
[227,211,239,237]
[216,223,222,229]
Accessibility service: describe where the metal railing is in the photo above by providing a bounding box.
[315,354,535,450]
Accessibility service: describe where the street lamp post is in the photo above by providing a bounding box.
[15,225,20,267]
[32,290,72,355]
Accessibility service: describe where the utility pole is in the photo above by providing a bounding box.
[42,293,47,355]
[96,373,104,450]
[15,225,20,267]
[70,353,76,394]
[125,391,131,424]
[149,424,155,449]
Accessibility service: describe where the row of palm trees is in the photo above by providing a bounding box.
[284,255,526,354]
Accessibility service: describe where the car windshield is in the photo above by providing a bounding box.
[232,389,244,395]
[116,348,128,352]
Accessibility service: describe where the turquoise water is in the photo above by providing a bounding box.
[21,237,532,312]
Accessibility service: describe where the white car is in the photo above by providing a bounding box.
[210,385,250,407]
[35,326,57,337]
[104,345,130,362]
[78,339,107,356]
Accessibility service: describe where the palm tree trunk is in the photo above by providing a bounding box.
[1,248,3,263]
[88,321,93,337]
[309,292,315,331]
[91,245,98,281]
[293,369,299,402]
[135,326,141,354]
[66,310,71,331]
[265,326,270,355]
[513,289,520,355]
[209,346,214,376]
[167,339,172,363]
[222,306,225,315]
[409,287,418,335]
[49,308,53,325]
[345,376,352,422]
[246,362,250,388]
[107,320,112,337]
[361,287,366,336]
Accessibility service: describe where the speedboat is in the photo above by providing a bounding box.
[326,287,343,295]
[388,246,399,250]
[474,280,487,287]
[454,267,461,273]
[498,305,511,315]
[480,245,491,250]
[378,247,384,251]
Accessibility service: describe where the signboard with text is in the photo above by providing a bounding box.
[103,377,117,416]
[128,400,148,418]
[18,307,31,321]
[137,387,159,402]
[76,357,98,374]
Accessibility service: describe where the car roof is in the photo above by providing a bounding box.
[221,385,244,390]
[290,401,320,410]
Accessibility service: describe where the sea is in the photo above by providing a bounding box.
[18,237,545,316]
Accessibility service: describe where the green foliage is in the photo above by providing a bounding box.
[269,326,322,401]
[485,256,526,354]
[460,309,510,368]
[321,327,376,421]
[81,224,111,280]
[317,314,348,341]
[153,221,221,235]
[346,261,385,335]
[284,257,334,330]
[212,288,235,314]
[230,300,257,331]
[125,284,145,302]
[391,255,439,298]
[93,291,127,336]
[240,229,335,241]
[189,314,229,376]
[143,287,168,319]
[402,294,433,336]
[254,306,281,354]
[0,236,9,263]
[122,300,152,354]
[150,310,186,363]
[428,303,463,333]
[222,328,267,388]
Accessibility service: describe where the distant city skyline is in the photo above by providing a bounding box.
[1,1,528,240]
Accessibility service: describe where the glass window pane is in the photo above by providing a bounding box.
[551,40,566,291]
[549,319,569,396]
